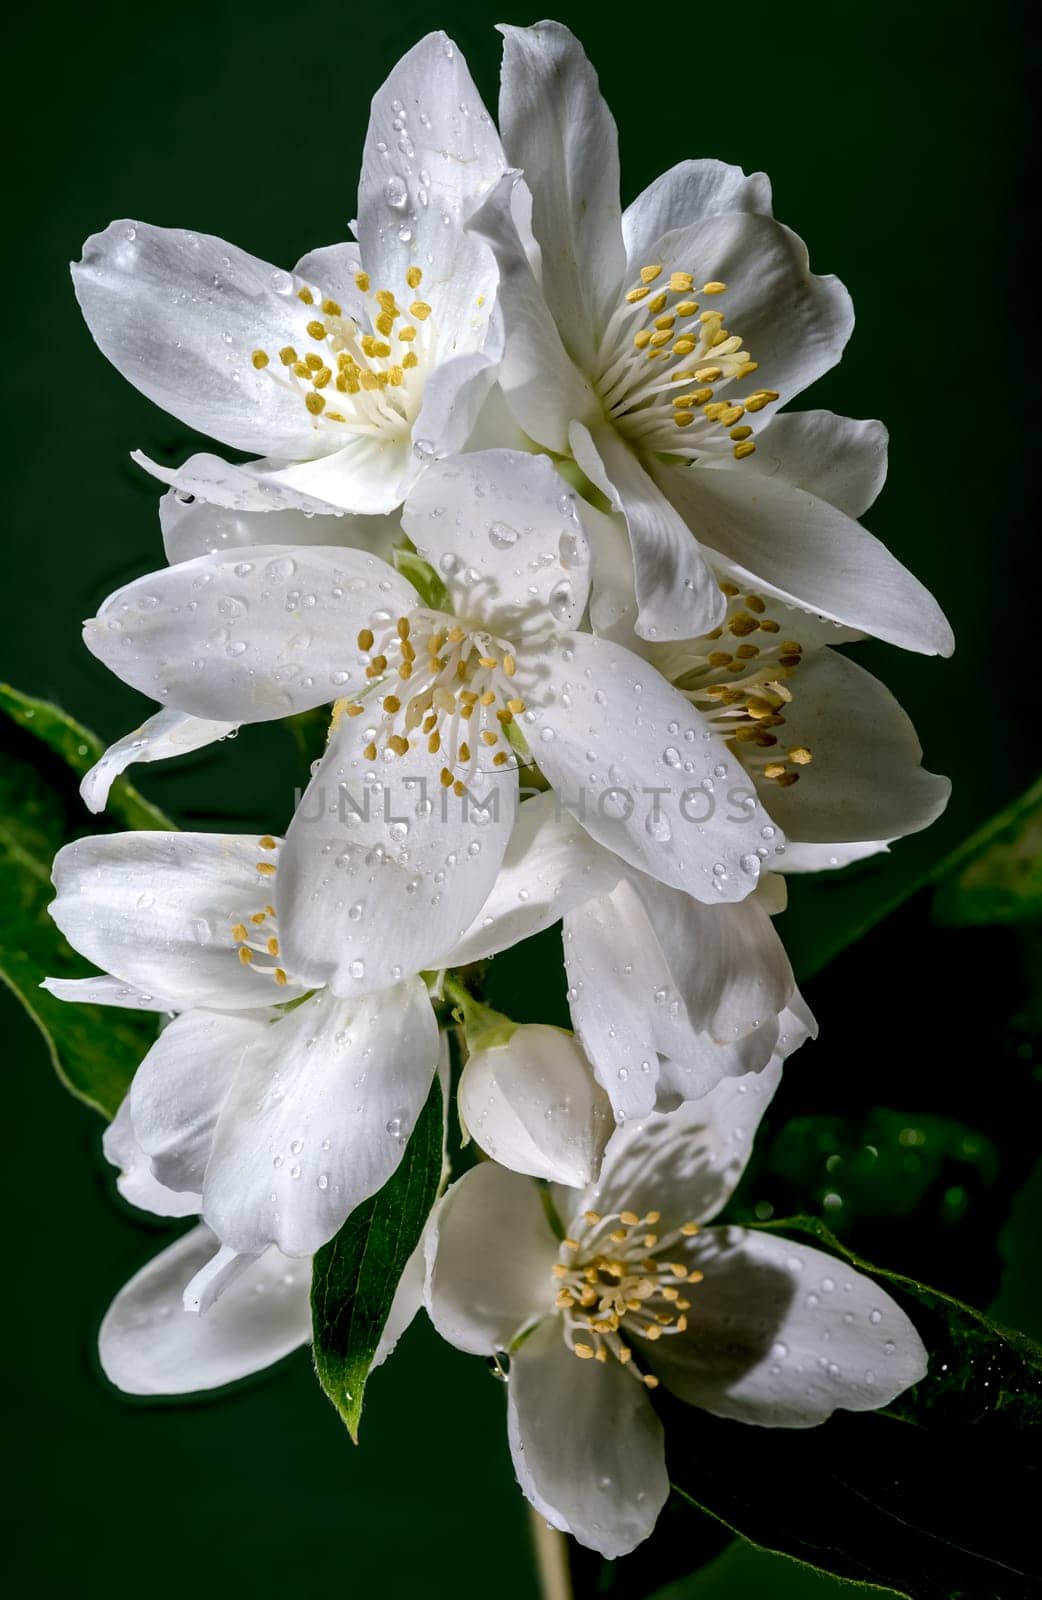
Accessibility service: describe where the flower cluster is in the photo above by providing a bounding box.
[51,22,949,1559]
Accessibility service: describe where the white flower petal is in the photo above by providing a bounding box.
[563,882,673,1121]
[130,1008,264,1194]
[99,1225,311,1396]
[776,839,891,873]
[41,975,178,1012]
[570,421,725,642]
[698,410,889,520]
[134,450,344,517]
[644,210,853,410]
[507,1319,668,1559]
[622,159,773,266]
[103,1095,200,1218]
[523,630,778,898]
[261,435,416,517]
[203,982,439,1256]
[402,449,591,633]
[655,459,954,656]
[580,1057,785,1233]
[634,876,794,1042]
[498,22,625,360]
[412,341,504,464]
[72,222,332,458]
[83,545,414,723]
[653,1227,928,1426]
[469,171,598,452]
[443,790,621,968]
[80,709,238,814]
[459,1023,613,1187]
[371,1240,426,1371]
[160,481,400,567]
[49,831,301,1010]
[425,1163,557,1354]
[278,716,515,997]
[748,649,951,844]
[356,32,503,344]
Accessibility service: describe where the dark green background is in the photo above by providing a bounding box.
[1,1,1034,1594]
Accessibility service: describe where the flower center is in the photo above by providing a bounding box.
[229,836,291,987]
[334,610,525,795]
[552,1204,703,1389]
[663,583,812,789]
[594,263,778,459]
[250,266,434,442]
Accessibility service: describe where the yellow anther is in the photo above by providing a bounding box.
[256,861,277,876]
[633,329,652,349]
[440,767,454,789]
[453,780,466,798]
[402,351,419,369]
[279,346,297,366]
[406,265,423,289]
[653,314,676,332]
[354,271,370,292]
[306,319,327,341]
[619,1211,640,1227]
[357,628,374,651]
[305,392,325,415]
[675,300,699,317]
[731,425,753,440]
[649,329,672,348]
[363,742,378,761]
[737,359,760,376]
[789,745,813,765]
[383,695,401,714]
[427,731,441,754]
[259,836,277,850]
[507,697,525,715]
[297,287,314,305]
[274,968,288,986]
[695,366,722,381]
[680,1222,700,1236]
[574,1343,595,1359]
[671,337,696,356]
[251,349,269,369]
[648,292,668,313]
[626,286,650,303]
[231,923,248,942]
[719,405,745,426]
[293,361,310,379]
[459,741,471,764]
[250,912,267,925]
[734,440,757,459]
[669,271,694,293]
[481,730,497,746]
[239,946,254,964]
[313,366,332,389]
[492,751,510,766]
[702,280,727,294]
[266,937,279,956]
[388,734,410,756]
[410,300,432,320]
[639,264,663,283]
[673,411,695,427]
[321,298,341,317]
[376,311,395,336]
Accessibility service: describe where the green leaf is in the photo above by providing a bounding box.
[662,1218,1042,1599]
[0,684,173,1118]
[932,772,1042,927]
[311,1073,444,1442]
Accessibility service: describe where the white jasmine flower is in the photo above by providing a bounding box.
[426,1064,928,1557]
[82,450,780,997]
[471,21,952,652]
[43,808,611,1273]
[44,831,440,1271]
[72,34,504,517]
